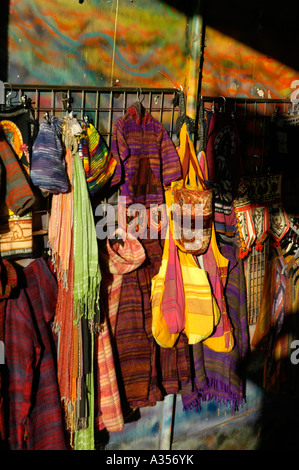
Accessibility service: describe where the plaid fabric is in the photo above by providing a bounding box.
[5,258,66,450]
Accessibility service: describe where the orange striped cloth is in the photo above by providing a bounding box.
[96,229,146,431]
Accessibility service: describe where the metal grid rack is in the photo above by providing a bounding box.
[3,85,292,324]
[4,84,180,147]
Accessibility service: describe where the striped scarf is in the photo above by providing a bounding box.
[95,230,145,432]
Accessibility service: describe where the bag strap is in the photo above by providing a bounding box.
[179,123,207,189]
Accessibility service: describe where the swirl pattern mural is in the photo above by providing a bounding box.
[8,0,188,88]
[7,0,299,100]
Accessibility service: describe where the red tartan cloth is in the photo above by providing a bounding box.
[4,258,66,450]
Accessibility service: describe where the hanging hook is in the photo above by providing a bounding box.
[137,87,145,104]
[4,82,13,106]
[219,96,226,113]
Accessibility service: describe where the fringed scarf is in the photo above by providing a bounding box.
[48,147,74,288]
[95,229,145,433]
[72,153,101,324]
[181,243,249,413]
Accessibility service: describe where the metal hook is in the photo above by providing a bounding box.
[219,96,226,113]
[4,82,13,106]
[137,87,145,104]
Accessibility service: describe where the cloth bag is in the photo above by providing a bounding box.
[151,191,185,348]
[170,123,213,255]
[151,190,220,348]
[177,124,234,352]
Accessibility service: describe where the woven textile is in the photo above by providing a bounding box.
[78,124,116,194]
[48,147,74,287]
[151,192,185,349]
[205,112,242,235]
[171,123,213,255]
[95,230,146,432]
[0,260,18,445]
[251,250,299,395]
[233,173,289,257]
[72,153,101,322]
[181,243,249,412]
[116,234,190,408]
[30,117,69,194]
[5,258,66,450]
[110,102,181,208]
[0,134,35,217]
[0,134,35,259]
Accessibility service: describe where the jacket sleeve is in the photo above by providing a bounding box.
[160,126,181,186]
[110,118,130,188]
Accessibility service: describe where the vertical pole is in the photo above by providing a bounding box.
[185,1,206,147]
[159,394,176,450]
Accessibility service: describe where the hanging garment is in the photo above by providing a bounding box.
[78,123,116,195]
[109,102,188,408]
[115,233,191,409]
[0,259,17,447]
[72,152,101,323]
[0,133,36,259]
[30,117,69,194]
[176,123,233,351]
[48,146,74,287]
[201,234,234,353]
[110,101,182,208]
[251,248,299,395]
[233,173,289,258]
[180,243,249,412]
[151,209,185,349]
[170,123,214,256]
[205,111,242,236]
[0,104,38,174]
[96,229,146,432]
[4,258,66,450]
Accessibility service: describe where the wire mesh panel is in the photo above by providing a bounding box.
[4,85,179,147]
[244,242,269,325]
[3,85,292,324]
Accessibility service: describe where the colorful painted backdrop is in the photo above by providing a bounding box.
[7,0,299,100]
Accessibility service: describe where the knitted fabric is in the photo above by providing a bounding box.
[78,124,116,195]
[30,117,69,194]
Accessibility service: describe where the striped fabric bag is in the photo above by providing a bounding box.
[178,248,221,345]
[151,191,220,348]
[151,194,183,348]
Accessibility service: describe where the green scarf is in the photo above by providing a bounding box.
[73,334,95,450]
[72,153,101,324]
